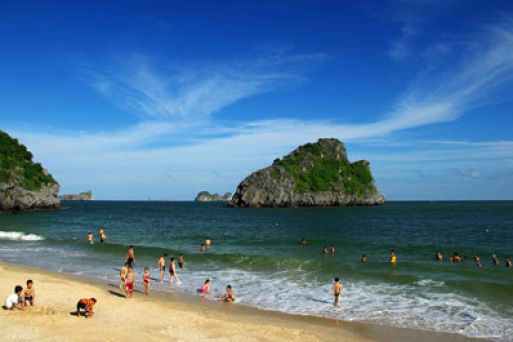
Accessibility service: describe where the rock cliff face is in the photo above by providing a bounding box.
[195,191,232,202]
[60,190,93,201]
[230,138,384,208]
[0,130,60,211]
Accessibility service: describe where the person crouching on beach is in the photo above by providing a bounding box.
[219,285,235,303]
[119,263,128,289]
[76,298,96,318]
[332,277,343,306]
[125,266,135,298]
[143,267,150,295]
[4,285,25,310]
[24,279,35,306]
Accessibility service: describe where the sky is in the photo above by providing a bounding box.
[1,0,513,200]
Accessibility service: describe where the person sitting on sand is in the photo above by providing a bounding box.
[435,251,443,262]
[99,227,106,243]
[219,285,235,303]
[125,266,135,298]
[76,298,96,318]
[157,253,167,284]
[119,263,128,289]
[143,267,150,295]
[169,257,181,285]
[474,256,482,267]
[126,245,136,267]
[505,257,512,268]
[389,250,397,265]
[451,252,461,263]
[361,254,368,263]
[492,254,500,266]
[330,245,336,255]
[200,279,210,296]
[24,280,35,306]
[87,232,94,245]
[200,243,206,253]
[332,277,342,306]
[178,254,185,269]
[4,285,25,310]
[300,238,308,246]
[205,237,212,247]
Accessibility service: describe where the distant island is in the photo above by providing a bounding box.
[195,191,232,202]
[60,190,93,201]
[230,138,384,208]
[0,130,60,211]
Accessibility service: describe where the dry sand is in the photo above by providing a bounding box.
[0,262,486,342]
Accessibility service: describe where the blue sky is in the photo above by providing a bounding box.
[2,0,513,200]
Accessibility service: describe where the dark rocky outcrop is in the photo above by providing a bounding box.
[230,138,384,208]
[60,190,93,201]
[195,191,232,202]
[0,130,60,211]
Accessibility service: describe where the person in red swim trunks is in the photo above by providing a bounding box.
[143,267,150,295]
[125,265,135,298]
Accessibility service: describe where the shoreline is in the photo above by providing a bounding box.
[0,261,487,341]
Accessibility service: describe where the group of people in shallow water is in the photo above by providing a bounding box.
[439,251,512,267]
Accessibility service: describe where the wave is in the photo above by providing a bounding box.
[0,231,45,241]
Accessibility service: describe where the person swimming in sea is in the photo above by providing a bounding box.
[389,250,397,265]
[87,232,94,244]
[451,252,461,263]
[474,256,482,267]
[322,246,328,255]
[178,254,185,269]
[435,251,443,262]
[98,227,106,243]
[360,254,368,263]
[157,253,167,284]
[126,245,136,267]
[492,254,500,266]
[330,245,336,255]
[300,238,308,246]
[200,243,206,253]
[205,237,212,247]
[505,257,512,268]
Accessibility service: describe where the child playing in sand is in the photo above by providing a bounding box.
[332,277,342,306]
[76,298,97,318]
[87,232,94,244]
[24,279,35,306]
[125,266,135,298]
[5,285,25,310]
[143,267,150,295]
[219,285,235,302]
[200,279,210,296]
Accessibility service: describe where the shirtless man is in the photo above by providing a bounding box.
[451,252,461,263]
[87,232,94,244]
[126,245,136,267]
[492,254,500,266]
[474,255,482,267]
[125,266,135,298]
[119,263,128,289]
[219,285,235,303]
[435,251,443,262]
[169,257,181,285]
[199,243,206,253]
[332,277,342,306]
[157,253,168,284]
[330,245,336,255]
[505,257,512,268]
[361,254,368,263]
[205,237,212,247]
[98,227,106,243]
[322,246,328,255]
[24,279,36,306]
[178,254,185,269]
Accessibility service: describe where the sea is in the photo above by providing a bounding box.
[0,201,512,341]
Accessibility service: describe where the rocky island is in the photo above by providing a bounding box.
[0,130,60,211]
[195,191,232,202]
[230,138,384,208]
[60,190,93,201]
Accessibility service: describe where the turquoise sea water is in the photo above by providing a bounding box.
[0,201,512,340]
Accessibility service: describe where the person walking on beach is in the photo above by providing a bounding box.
[389,250,397,265]
[169,257,181,285]
[178,254,185,269]
[87,232,94,244]
[219,285,235,302]
[126,245,136,267]
[125,266,135,298]
[332,277,342,306]
[76,298,96,318]
[99,227,106,243]
[157,253,167,284]
[119,263,128,289]
[143,267,150,295]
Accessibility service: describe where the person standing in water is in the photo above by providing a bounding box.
[126,245,136,267]
[200,279,210,296]
[505,257,512,268]
[169,257,181,285]
[98,227,106,243]
[87,232,94,244]
[332,277,342,306]
[474,256,482,267]
[300,238,308,246]
[125,266,135,298]
[389,250,397,265]
[330,245,336,255]
[119,262,128,289]
[178,254,185,269]
[204,237,212,247]
[143,267,150,295]
[199,243,206,253]
[435,251,443,262]
[322,246,328,255]
[157,253,168,284]
[361,254,368,263]
[492,254,500,266]
[451,252,461,263]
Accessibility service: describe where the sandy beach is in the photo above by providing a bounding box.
[0,262,486,342]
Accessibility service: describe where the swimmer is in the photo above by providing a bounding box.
[126,245,136,267]
[219,285,235,303]
[169,257,181,285]
[76,298,96,318]
[200,243,206,253]
[125,266,135,298]
[87,232,94,244]
[435,251,443,262]
[389,250,397,265]
[119,262,128,289]
[451,252,461,263]
[492,254,500,266]
[143,267,150,295]
[330,245,336,255]
[24,279,35,306]
[300,238,308,246]
[474,256,482,267]
[157,253,168,284]
[361,254,368,263]
[322,246,328,255]
[178,254,185,269]
[332,277,342,306]
[505,257,512,268]
[205,237,212,247]
[200,279,210,296]
[98,227,106,243]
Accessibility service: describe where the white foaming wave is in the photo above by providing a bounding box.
[0,231,45,241]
